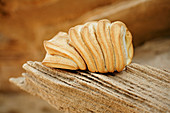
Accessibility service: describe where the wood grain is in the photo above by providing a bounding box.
[1,0,170,91]
[10,61,170,113]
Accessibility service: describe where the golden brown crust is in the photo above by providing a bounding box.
[110,21,133,72]
[42,54,78,70]
[96,19,115,72]
[81,22,107,73]
[69,26,97,72]
[42,19,133,73]
[110,23,123,72]
[43,32,86,70]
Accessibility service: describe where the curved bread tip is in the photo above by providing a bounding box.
[113,21,133,65]
[126,31,133,65]
[127,43,133,65]
[44,32,86,70]
[81,22,107,73]
[42,54,78,70]
[69,25,97,72]
[110,21,133,72]
[110,23,125,72]
[96,19,115,72]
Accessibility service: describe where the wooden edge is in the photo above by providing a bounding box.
[9,61,170,113]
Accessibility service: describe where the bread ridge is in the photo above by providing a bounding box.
[42,19,133,73]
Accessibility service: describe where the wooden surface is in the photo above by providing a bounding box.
[133,38,170,70]
[1,0,170,112]
[1,0,170,91]
[0,37,168,113]
[10,61,170,113]
[0,92,60,113]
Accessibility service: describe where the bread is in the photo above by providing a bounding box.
[42,19,133,72]
[43,32,86,70]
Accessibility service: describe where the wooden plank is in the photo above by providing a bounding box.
[10,61,170,113]
[1,0,170,91]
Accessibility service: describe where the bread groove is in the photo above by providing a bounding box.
[42,19,133,73]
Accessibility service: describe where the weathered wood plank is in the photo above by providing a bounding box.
[1,0,170,92]
[10,61,170,113]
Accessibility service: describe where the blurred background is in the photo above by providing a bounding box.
[0,0,170,113]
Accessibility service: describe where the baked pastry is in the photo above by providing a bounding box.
[42,19,133,73]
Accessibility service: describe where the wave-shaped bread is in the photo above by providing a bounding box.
[42,19,133,73]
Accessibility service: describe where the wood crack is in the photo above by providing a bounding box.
[10,61,170,113]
